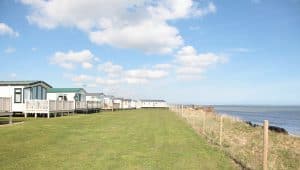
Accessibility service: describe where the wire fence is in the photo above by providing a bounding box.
[170,105,300,170]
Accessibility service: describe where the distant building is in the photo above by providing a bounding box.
[130,100,137,109]
[122,99,131,109]
[138,99,168,108]
[102,95,114,110]
[86,92,104,102]
[113,97,123,109]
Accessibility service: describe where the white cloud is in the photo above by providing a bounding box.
[125,69,169,84]
[192,2,216,17]
[50,49,94,69]
[81,62,93,69]
[0,23,19,37]
[98,62,123,77]
[89,20,183,54]
[175,46,227,79]
[153,63,172,70]
[71,74,93,83]
[21,0,216,54]
[4,47,16,54]
[96,77,122,86]
[70,60,170,86]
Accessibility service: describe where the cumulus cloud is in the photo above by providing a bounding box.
[96,77,123,86]
[21,0,216,54]
[50,49,94,69]
[71,74,93,83]
[0,23,19,37]
[153,63,172,70]
[175,46,227,79]
[125,69,169,84]
[98,62,123,77]
[70,60,170,86]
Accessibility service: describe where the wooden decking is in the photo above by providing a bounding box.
[24,100,102,118]
[0,97,102,119]
[0,97,12,124]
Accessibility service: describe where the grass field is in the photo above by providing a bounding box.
[0,109,235,170]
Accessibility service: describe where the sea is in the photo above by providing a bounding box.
[212,105,300,136]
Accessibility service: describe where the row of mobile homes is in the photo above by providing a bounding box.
[101,96,137,110]
[0,81,104,118]
[138,100,168,108]
[0,80,169,118]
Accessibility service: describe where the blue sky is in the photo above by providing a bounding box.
[0,0,300,105]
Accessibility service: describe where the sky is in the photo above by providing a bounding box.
[0,0,300,105]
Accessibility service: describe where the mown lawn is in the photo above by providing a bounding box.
[0,109,235,170]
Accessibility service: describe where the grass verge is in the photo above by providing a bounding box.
[0,109,235,170]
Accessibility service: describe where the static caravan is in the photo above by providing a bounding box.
[85,93,104,111]
[86,93,104,102]
[113,98,123,109]
[47,88,86,101]
[130,100,137,109]
[103,95,114,110]
[122,99,131,109]
[47,88,87,111]
[0,81,52,113]
[139,99,168,108]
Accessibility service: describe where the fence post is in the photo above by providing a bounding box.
[219,115,223,146]
[263,120,269,170]
[181,104,183,116]
[203,112,206,134]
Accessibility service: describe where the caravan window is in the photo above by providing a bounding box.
[32,86,37,99]
[23,88,31,103]
[41,87,47,99]
[37,86,42,99]
[14,88,22,103]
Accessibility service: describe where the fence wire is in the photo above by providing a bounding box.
[170,105,300,170]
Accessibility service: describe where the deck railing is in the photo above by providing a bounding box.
[87,101,102,109]
[75,101,87,110]
[49,100,75,112]
[25,100,49,113]
[24,100,102,118]
[0,97,11,113]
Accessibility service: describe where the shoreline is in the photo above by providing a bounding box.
[218,111,300,137]
[210,105,300,137]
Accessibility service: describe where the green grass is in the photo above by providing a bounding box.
[0,109,235,170]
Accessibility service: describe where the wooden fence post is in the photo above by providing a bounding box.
[219,116,223,146]
[203,112,206,134]
[263,120,269,170]
[181,104,183,116]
